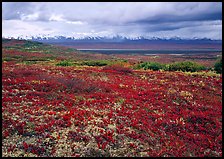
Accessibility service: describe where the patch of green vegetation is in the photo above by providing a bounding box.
[120,59,128,62]
[2,57,14,61]
[214,58,222,74]
[3,55,24,60]
[134,61,207,72]
[3,46,20,50]
[26,56,55,61]
[134,62,165,71]
[81,60,109,66]
[56,60,74,66]
[80,59,129,67]
[22,40,43,48]
[66,48,77,52]
[3,39,72,55]
[167,61,206,72]
[184,70,220,77]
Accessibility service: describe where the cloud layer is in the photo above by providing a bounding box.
[2,2,222,39]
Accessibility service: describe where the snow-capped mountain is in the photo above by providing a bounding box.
[21,35,220,43]
[2,35,221,50]
[3,34,221,42]
[3,35,221,50]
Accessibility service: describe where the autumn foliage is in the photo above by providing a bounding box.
[2,39,222,157]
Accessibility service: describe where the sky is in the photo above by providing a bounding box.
[2,2,222,40]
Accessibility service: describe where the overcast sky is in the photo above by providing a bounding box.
[2,2,222,39]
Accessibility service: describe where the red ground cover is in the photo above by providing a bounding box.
[2,61,222,157]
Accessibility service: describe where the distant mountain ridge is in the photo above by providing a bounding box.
[3,35,222,50]
[4,35,222,42]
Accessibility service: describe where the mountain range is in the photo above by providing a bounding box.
[4,35,222,50]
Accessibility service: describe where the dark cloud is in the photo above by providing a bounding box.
[2,2,222,40]
[2,2,54,21]
[3,2,35,20]
[3,2,222,23]
[135,12,222,25]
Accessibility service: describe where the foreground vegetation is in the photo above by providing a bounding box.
[2,39,222,157]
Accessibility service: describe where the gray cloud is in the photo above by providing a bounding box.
[2,2,222,40]
[2,2,34,20]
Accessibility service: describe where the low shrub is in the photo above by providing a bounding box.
[2,57,14,62]
[167,61,206,72]
[134,62,165,71]
[56,60,73,66]
[81,60,108,66]
[22,61,37,65]
[23,40,43,48]
[214,58,222,74]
